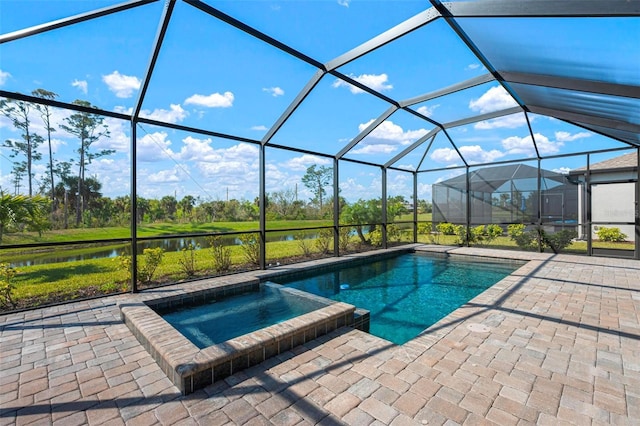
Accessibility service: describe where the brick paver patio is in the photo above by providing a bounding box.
[1,247,639,425]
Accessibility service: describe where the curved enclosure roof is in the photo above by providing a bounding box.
[1,0,639,177]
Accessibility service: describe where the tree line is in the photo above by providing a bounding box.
[1,92,112,228]
[1,94,432,241]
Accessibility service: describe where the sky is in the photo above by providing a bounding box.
[0,0,637,204]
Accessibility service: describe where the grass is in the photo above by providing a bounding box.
[3,234,345,309]
[0,219,333,246]
[2,219,635,311]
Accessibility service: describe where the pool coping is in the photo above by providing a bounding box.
[120,278,356,395]
[119,244,533,395]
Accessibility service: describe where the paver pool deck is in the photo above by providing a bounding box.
[1,246,639,425]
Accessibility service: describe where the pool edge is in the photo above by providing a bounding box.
[119,281,357,395]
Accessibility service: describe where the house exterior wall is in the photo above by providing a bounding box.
[591,182,636,242]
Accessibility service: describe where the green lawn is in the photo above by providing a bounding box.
[2,218,635,311]
[0,219,333,246]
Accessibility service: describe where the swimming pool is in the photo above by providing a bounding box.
[121,279,356,394]
[155,283,330,349]
[273,252,522,344]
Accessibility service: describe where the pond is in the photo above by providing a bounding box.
[7,231,320,267]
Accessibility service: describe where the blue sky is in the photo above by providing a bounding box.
[1,0,636,204]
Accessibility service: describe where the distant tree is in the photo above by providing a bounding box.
[417,199,432,214]
[340,198,382,244]
[223,199,240,221]
[136,196,150,224]
[1,98,42,196]
[56,174,103,227]
[387,195,408,220]
[240,199,259,221]
[32,89,59,207]
[301,165,332,212]
[179,195,196,221]
[10,163,26,195]
[0,192,49,242]
[91,196,115,227]
[60,100,112,226]
[160,195,178,220]
[113,195,131,224]
[267,189,304,220]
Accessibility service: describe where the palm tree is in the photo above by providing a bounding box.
[0,193,50,243]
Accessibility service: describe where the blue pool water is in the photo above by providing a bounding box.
[274,253,521,345]
[156,284,326,349]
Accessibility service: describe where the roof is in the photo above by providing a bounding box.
[434,163,568,193]
[572,152,638,172]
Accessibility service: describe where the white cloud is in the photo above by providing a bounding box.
[351,144,398,155]
[395,163,416,172]
[147,166,183,183]
[417,182,432,200]
[474,113,527,130]
[460,145,505,164]
[337,0,350,7]
[185,92,234,108]
[417,104,439,118]
[555,131,591,142]
[102,71,141,98]
[534,133,565,155]
[469,86,518,114]
[466,63,481,71]
[502,133,561,156]
[262,87,284,97]
[175,139,260,183]
[0,115,12,129]
[251,125,268,131]
[332,73,393,94]
[501,135,538,156]
[284,154,331,172]
[136,131,175,162]
[553,167,571,175]
[138,104,187,124]
[0,69,10,86]
[35,138,67,156]
[88,157,131,197]
[431,145,504,165]
[430,147,461,164]
[351,120,428,155]
[98,117,130,151]
[71,79,88,94]
[359,119,428,144]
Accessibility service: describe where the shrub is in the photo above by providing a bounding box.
[387,224,401,243]
[369,227,383,247]
[417,222,431,235]
[485,224,503,242]
[596,226,627,242]
[541,229,577,253]
[295,232,313,257]
[116,247,164,284]
[118,254,133,278]
[470,225,486,245]
[453,224,468,245]
[0,263,17,308]
[208,235,231,273]
[315,229,332,254]
[469,224,503,247]
[339,227,351,252]
[436,222,457,235]
[139,247,164,283]
[508,224,577,253]
[507,224,535,249]
[239,233,260,266]
[179,243,198,277]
